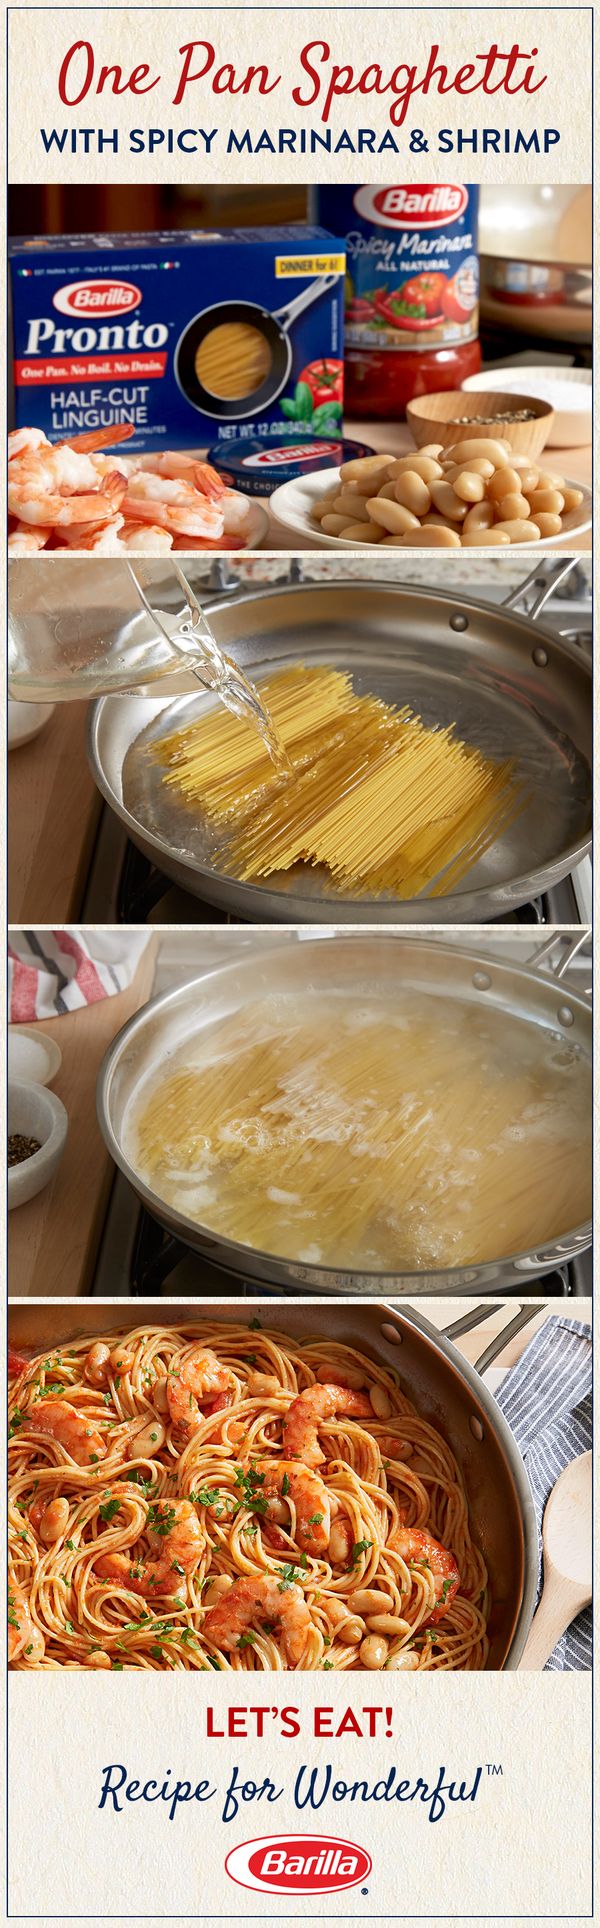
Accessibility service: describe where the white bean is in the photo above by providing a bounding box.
[127,1418,166,1460]
[389,454,443,485]
[534,513,563,538]
[461,528,511,546]
[39,1498,69,1545]
[493,520,541,543]
[316,1363,366,1390]
[365,1613,412,1637]
[370,1383,392,1419]
[332,490,373,523]
[321,514,354,537]
[446,437,511,465]
[560,486,583,512]
[386,1649,420,1671]
[494,492,531,521]
[109,1346,134,1376]
[88,1649,112,1669]
[463,500,494,532]
[153,1377,170,1415]
[360,1634,389,1669]
[366,498,420,535]
[397,527,461,548]
[348,1588,394,1615]
[393,471,432,515]
[329,1520,353,1564]
[452,470,485,504]
[429,479,468,521]
[487,465,523,503]
[527,489,565,516]
[339,455,395,487]
[340,521,384,543]
[339,1616,364,1645]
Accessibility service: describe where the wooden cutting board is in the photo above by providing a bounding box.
[8,939,157,1299]
[8,702,100,921]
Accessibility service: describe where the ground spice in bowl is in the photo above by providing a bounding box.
[8,1133,41,1167]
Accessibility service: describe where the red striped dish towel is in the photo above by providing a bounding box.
[8,930,152,1020]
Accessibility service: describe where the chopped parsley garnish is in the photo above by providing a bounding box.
[349,1539,373,1567]
[249,1318,262,1331]
[322,1660,333,1670]
[308,1512,324,1526]
[99,1499,121,1524]
[281,1473,291,1498]
[276,1558,307,1593]
[237,1632,257,1649]
[233,1465,268,1516]
[8,1410,24,1439]
[146,1503,177,1537]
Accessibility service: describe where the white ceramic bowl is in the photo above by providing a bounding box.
[8,1027,62,1087]
[8,700,55,750]
[8,1080,68,1209]
[269,467,592,551]
[462,367,592,447]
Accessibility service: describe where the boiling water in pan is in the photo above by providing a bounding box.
[125,987,592,1270]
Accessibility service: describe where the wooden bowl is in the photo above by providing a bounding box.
[406,388,554,458]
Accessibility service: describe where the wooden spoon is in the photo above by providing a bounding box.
[518,1451,592,1670]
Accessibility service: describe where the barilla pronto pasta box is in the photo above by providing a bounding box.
[8,227,345,452]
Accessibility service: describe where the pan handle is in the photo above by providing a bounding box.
[501,555,581,621]
[442,1302,540,1376]
[273,274,341,331]
[523,930,591,981]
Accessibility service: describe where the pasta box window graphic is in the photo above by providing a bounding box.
[314,185,479,350]
[225,1833,372,1896]
[8,228,345,452]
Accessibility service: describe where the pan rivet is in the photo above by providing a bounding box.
[380,1323,403,1345]
[470,1416,484,1442]
[450,613,469,632]
[472,970,491,991]
[532,646,548,667]
[557,1004,575,1027]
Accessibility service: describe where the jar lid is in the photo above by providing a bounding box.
[207,435,376,496]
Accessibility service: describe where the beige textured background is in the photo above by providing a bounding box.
[8,1673,592,1916]
[7,6,592,182]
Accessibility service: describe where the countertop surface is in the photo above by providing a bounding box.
[8,939,157,1300]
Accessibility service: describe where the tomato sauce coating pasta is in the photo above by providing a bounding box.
[8,1322,489,1672]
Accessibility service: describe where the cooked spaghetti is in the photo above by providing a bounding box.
[126,988,591,1270]
[8,1320,489,1672]
[194,323,272,399]
[154,665,523,899]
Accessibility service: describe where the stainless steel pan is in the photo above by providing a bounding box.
[96,931,592,1294]
[87,560,592,925]
[7,1297,541,1671]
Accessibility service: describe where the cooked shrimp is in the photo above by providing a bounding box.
[26,1398,107,1467]
[8,427,50,462]
[116,521,174,553]
[60,514,126,553]
[8,1578,45,1663]
[167,1349,232,1436]
[389,1527,460,1625]
[261,1461,330,1555]
[122,473,224,541]
[7,523,50,553]
[95,1498,203,1598]
[54,424,135,458]
[127,452,223,494]
[204,1573,310,1668]
[8,468,126,529]
[283,1383,373,1468]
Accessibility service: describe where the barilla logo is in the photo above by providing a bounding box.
[225,1832,371,1895]
[52,279,142,317]
[244,440,341,468]
[353,185,469,228]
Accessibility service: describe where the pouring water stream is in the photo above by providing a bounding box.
[128,561,292,776]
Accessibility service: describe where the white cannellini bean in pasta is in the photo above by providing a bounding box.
[128,1417,166,1458]
[386,1649,420,1671]
[369,1383,392,1418]
[360,1634,389,1669]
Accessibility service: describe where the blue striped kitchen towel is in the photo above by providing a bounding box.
[493,1315,592,1671]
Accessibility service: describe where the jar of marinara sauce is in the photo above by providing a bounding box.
[312,185,481,418]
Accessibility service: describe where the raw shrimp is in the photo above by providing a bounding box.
[204,1572,311,1667]
[283,1383,373,1468]
[7,524,50,553]
[167,1348,232,1436]
[261,1461,330,1555]
[122,472,225,541]
[95,1498,204,1598]
[26,1398,107,1467]
[8,1577,45,1663]
[8,467,126,530]
[389,1526,460,1625]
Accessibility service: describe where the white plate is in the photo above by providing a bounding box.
[8,1026,63,1087]
[269,467,592,551]
[462,366,592,448]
